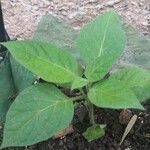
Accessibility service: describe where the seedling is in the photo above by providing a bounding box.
[0,11,149,148]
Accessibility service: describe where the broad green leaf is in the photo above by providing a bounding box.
[71,77,89,90]
[0,49,35,123]
[110,68,150,87]
[84,54,120,82]
[33,14,80,62]
[0,55,15,123]
[10,55,36,92]
[1,83,74,148]
[1,40,81,84]
[88,79,144,109]
[110,68,150,102]
[83,124,105,142]
[76,11,126,82]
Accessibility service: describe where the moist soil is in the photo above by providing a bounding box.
[1,100,150,150]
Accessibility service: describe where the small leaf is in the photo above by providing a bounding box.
[71,77,89,90]
[83,124,106,142]
[88,79,144,109]
[76,11,126,82]
[84,54,121,82]
[110,68,150,102]
[1,40,81,84]
[1,83,74,148]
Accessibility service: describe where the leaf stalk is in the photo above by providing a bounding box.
[71,95,86,102]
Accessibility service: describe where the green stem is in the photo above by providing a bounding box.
[85,97,95,125]
[85,84,95,125]
[88,101,95,125]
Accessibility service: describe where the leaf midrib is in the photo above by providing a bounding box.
[6,100,69,132]
[98,14,111,57]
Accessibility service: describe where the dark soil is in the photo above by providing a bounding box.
[1,100,150,150]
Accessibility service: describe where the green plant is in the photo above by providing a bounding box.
[0,11,150,148]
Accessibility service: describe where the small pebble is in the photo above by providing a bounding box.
[119,109,133,125]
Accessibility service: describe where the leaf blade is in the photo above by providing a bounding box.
[110,68,150,102]
[83,124,105,142]
[88,79,144,109]
[1,40,81,84]
[1,83,74,148]
[110,67,150,87]
[71,77,89,90]
[76,11,126,82]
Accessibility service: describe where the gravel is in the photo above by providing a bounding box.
[1,0,150,39]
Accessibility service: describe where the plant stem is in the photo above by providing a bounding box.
[71,95,86,102]
[89,101,95,125]
[85,84,95,125]
[84,96,95,125]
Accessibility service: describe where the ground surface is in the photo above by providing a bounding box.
[1,101,150,150]
[1,0,150,39]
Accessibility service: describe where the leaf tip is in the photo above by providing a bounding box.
[71,77,89,90]
[83,124,106,142]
